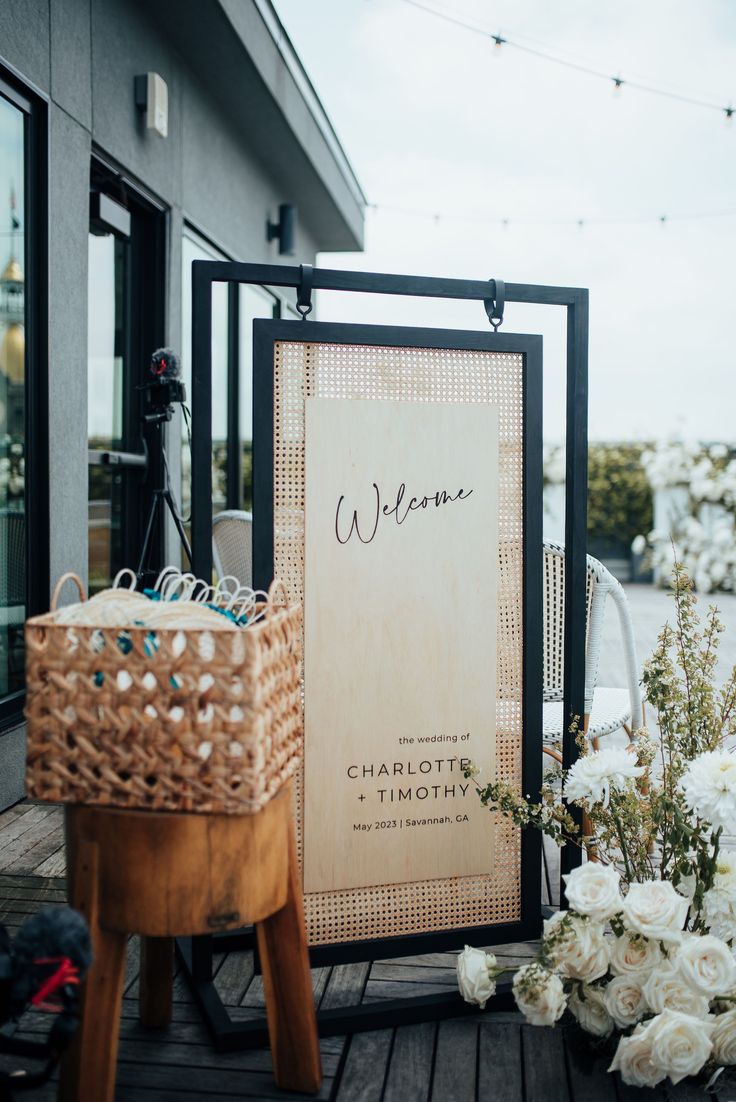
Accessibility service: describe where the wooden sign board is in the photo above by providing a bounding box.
[304,398,498,894]
[253,321,542,954]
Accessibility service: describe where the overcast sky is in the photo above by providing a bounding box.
[273,0,736,443]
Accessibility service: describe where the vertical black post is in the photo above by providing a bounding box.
[226,282,241,510]
[561,289,589,876]
[191,261,214,581]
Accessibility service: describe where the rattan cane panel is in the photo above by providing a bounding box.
[273,340,525,945]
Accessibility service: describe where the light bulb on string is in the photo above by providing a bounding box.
[491,33,505,50]
[612,77,624,98]
[659,215,667,226]
[725,106,734,126]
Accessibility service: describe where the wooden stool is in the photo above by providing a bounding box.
[58,783,321,1101]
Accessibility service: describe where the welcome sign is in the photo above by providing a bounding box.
[303,398,499,894]
[252,321,542,950]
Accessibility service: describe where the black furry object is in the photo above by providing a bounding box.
[0,907,92,1022]
[150,347,180,379]
[13,907,92,973]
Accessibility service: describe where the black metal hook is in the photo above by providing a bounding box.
[296,263,314,319]
[483,278,505,331]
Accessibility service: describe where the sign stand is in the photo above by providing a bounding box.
[178,263,588,1050]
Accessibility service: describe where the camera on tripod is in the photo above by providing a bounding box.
[139,348,187,425]
[136,347,193,580]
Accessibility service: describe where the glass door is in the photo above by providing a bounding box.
[87,160,165,592]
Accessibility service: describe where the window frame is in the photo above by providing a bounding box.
[0,67,48,729]
[182,222,281,515]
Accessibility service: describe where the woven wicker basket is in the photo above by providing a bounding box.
[25,575,303,814]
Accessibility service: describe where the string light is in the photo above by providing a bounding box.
[365,202,736,230]
[398,0,735,122]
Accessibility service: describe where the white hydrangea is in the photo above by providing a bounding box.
[680,751,736,833]
[563,747,645,808]
[703,852,736,939]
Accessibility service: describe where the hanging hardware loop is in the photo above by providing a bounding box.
[483,278,505,331]
[296,263,314,319]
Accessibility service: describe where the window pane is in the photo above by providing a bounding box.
[239,284,276,512]
[0,95,26,697]
[87,232,127,593]
[181,232,229,521]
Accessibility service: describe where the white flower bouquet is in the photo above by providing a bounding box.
[457,562,736,1088]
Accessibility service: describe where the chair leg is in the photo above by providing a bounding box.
[256,825,322,1094]
[140,937,174,1029]
[59,838,127,1102]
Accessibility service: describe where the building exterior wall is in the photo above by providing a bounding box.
[0,0,363,805]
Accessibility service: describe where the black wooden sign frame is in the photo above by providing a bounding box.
[178,262,589,1051]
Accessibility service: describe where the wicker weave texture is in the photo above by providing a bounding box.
[273,339,525,945]
[25,601,303,815]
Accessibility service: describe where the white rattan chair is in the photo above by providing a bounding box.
[212,510,252,592]
[543,540,643,748]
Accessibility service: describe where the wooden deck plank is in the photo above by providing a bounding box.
[431,1018,477,1101]
[382,1021,436,1102]
[2,809,66,874]
[478,1020,523,1102]
[320,962,370,1010]
[369,963,458,986]
[362,979,464,1002]
[334,1030,393,1102]
[240,965,330,1009]
[522,1024,569,1102]
[32,844,67,877]
[212,950,256,1007]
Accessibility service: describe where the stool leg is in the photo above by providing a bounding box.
[256,826,322,1094]
[59,837,127,1102]
[140,937,173,1028]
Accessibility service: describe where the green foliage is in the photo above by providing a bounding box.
[587,443,653,548]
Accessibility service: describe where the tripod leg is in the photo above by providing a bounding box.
[164,490,193,566]
[136,492,162,577]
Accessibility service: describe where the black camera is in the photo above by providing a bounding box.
[139,348,187,425]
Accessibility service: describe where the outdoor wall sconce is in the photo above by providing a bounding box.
[134,72,169,138]
[267,203,297,255]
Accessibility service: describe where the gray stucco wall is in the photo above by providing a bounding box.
[0,0,358,807]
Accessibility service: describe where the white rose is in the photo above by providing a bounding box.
[609,931,663,977]
[513,964,566,1026]
[711,1009,736,1065]
[677,935,736,997]
[543,911,609,982]
[609,1023,666,1088]
[603,975,649,1029]
[622,880,689,944]
[563,862,622,921]
[456,945,497,1010]
[704,853,736,939]
[568,985,614,1037]
[647,1009,714,1084]
[643,966,711,1018]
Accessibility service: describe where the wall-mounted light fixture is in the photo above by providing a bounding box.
[134,72,169,138]
[266,204,297,256]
